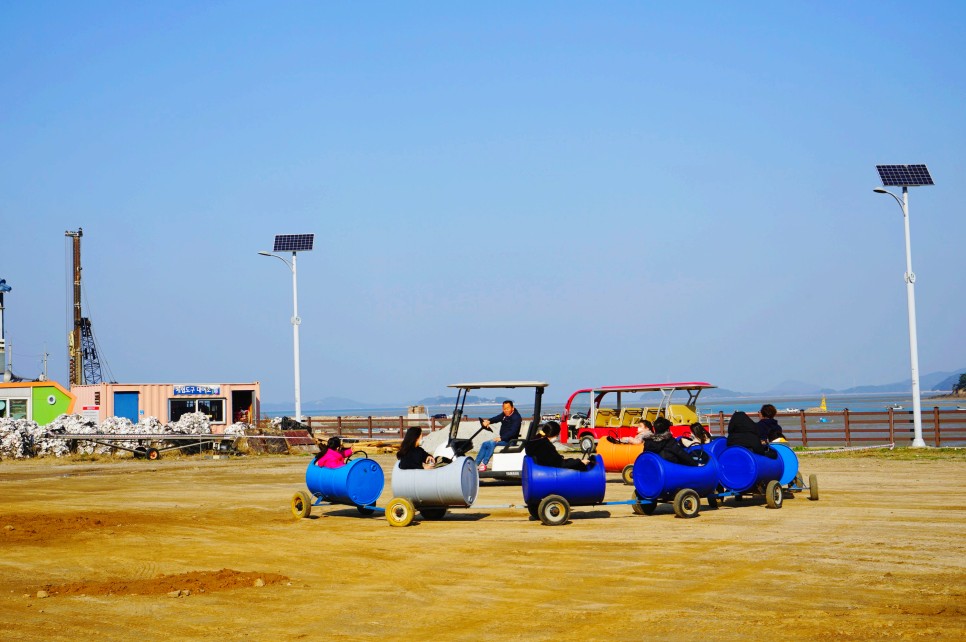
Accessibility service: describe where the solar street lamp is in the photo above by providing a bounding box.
[873,165,934,448]
[258,234,314,422]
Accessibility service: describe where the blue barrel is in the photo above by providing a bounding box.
[305,458,384,507]
[522,455,606,507]
[391,457,479,508]
[632,452,719,500]
[770,443,799,485]
[717,446,784,493]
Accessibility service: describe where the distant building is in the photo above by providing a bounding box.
[0,381,76,425]
[71,382,260,432]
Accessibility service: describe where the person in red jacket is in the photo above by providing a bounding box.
[314,436,353,468]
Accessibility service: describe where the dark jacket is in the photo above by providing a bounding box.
[758,417,784,442]
[727,411,778,459]
[525,437,587,471]
[488,409,523,442]
[645,432,698,466]
[397,446,433,470]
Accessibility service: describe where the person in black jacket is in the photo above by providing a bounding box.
[727,411,778,459]
[476,400,523,472]
[757,404,786,442]
[646,417,699,466]
[525,422,591,470]
[397,427,436,470]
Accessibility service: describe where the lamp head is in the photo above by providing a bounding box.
[257,251,272,256]
[873,187,889,194]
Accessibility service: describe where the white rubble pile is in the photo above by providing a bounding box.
[167,412,211,435]
[0,418,34,459]
[224,422,250,436]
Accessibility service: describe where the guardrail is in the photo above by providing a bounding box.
[702,407,966,447]
[260,415,457,441]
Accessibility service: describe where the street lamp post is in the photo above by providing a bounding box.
[258,234,314,423]
[873,164,934,448]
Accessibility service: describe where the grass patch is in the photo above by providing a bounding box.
[799,447,966,461]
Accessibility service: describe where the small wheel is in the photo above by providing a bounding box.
[386,497,415,527]
[808,474,819,501]
[621,464,634,486]
[793,472,804,488]
[631,490,655,516]
[291,491,313,519]
[146,448,160,461]
[527,503,540,519]
[134,446,147,459]
[672,489,700,518]
[538,495,570,526]
[356,506,375,516]
[419,507,448,521]
[765,480,783,509]
[707,494,718,509]
[579,435,596,453]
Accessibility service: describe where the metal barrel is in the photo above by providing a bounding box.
[305,458,385,507]
[716,446,785,493]
[521,455,606,507]
[632,451,720,500]
[390,456,479,508]
[594,438,644,473]
[770,443,799,485]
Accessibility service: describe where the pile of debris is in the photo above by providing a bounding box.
[0,413,254,460]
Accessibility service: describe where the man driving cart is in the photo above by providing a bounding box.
[476,400,522,472]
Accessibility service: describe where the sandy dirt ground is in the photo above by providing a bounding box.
[1,451,964,641]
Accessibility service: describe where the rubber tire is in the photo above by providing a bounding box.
[672,489,700,519]
[386,497,415,527]
[538,495,571,526]
[631,490,654,516]
[419,507,448,520]
[809,474,819,501]
[579,435,596,453]
[765,480,784,509]
[146,448,160,461]
[291,491,313,519]
[707,494,719,509]
[134,446,147,459]
[356,506,375,516]
[621,464,634,486]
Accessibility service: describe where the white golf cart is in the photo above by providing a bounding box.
[433,381,549,482]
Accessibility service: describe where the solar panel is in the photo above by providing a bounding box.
[273,234,315,252]
[876,165,934,187]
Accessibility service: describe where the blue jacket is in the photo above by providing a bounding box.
[488,409,523,442]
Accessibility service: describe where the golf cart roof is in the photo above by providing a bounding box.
[447,381,549,390]
[587,382,716,394]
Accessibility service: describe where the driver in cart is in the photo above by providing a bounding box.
[476,400,522,472]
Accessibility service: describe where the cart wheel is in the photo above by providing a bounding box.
[291,491,313,519]
[146,448,160,461]
[631,490,655,515]
[356,506,375,516]
[386,497,415,527]
[538,495,570,526]
[526,503,540,519]
[621,464,634,486]
[419,507,448,521]
[808,474,819,501]
[793,471,804,489]
[134,446,147,459]
[765,480,783,509]
[672,489,700,518]
[707,494,718,509]
[579,435,596,453]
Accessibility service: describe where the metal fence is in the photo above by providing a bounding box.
[262,415,453,441]
[702,407,966,447]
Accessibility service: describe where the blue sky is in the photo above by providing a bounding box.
[2,2,964,404]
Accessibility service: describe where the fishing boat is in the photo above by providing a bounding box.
[888,403,903,410]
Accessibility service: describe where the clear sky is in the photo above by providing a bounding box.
[2,2,964,404]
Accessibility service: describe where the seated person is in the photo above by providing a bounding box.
[727,411,778,459]
[680,422,712,447]
[646,418,700,466]
[757,404,787,442]
[525,421,591,471]
[314,436,353,468]
[476,400,523,472]
[397,427,436,470]
[620,419,654,444]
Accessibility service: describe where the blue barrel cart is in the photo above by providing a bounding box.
[291,456,386,519]
[631,451,721,518]
[384,456,479,527]
[710,443,819,508]
[520,455,666,526]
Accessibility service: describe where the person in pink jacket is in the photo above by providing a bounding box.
[314,436,353,468]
